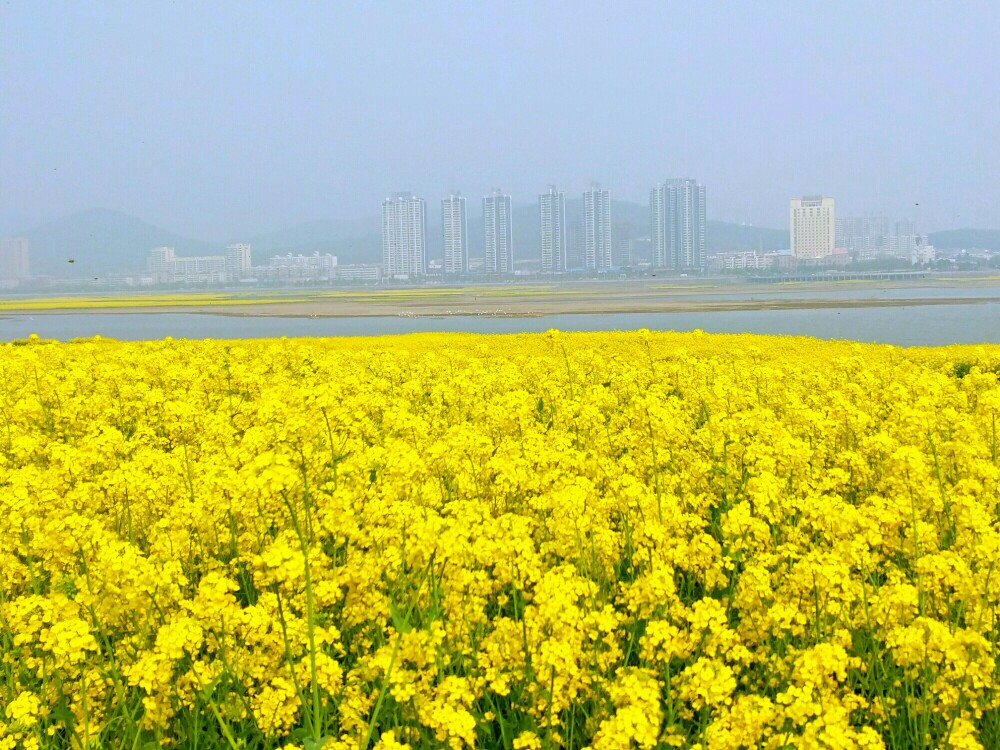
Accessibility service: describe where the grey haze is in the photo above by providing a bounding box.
[2,1,998,241]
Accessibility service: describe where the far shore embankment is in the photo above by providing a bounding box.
[4,276,1000,318]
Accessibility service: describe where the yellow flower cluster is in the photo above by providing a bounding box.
[2,330,1000,749]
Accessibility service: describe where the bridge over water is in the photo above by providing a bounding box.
[748,271,929,283]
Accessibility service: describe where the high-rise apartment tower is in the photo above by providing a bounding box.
[441,193,468,274]
[225,243,252,276]
[650,179,706,269]
[583,184,612,271]
[483,189,514,274]
[790,196,836,261]
[382,193,427,277]
[539,186,567,272]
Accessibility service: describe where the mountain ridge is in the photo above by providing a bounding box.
[20,208,218,277]
[928,229,1000,251]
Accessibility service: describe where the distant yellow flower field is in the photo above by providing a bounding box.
[0,287,580,311]
[2,331,1000,749]
[0,293,307,310]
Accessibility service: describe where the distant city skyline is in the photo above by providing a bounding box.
[6,183,964,280]
[2,3,998,240]
[375,181,959,275]
[5,180,988,285]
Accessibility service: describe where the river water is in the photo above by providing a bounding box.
[1,301,999,346]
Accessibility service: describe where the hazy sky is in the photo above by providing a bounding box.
[2,1,998,240]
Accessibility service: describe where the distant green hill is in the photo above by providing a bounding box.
[708,221,788,252]
[23,208,217,277]
[249,218,380,265]
[929,229,1000,250]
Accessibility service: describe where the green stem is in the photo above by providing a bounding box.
[359,635,402,750]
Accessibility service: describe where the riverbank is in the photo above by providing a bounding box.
[5,277,1000,318]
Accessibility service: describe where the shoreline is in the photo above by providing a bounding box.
[2,278,1000,319]
[4,294,999,319]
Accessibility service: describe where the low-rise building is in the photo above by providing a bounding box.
[265,252,338,280]
[148,247,229,283]
[828,248,849,266]
[888,233,932,261]
[911,244,937,265]
[335,263,382,282]
[710,250,784,272]
[148,245,251,283]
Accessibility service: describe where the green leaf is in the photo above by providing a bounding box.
[390,601,411,633]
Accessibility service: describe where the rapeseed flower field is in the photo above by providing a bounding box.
[2,330,1000,749]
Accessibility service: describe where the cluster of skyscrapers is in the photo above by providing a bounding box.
[381,180,706,278]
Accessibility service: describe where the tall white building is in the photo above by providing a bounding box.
[382,193,427,278]
[148,246,176,276]
[583,184,612,271]
[613,223,634,268]
[650,186,667,267]
[650,179,706,269]
[225,243,252,276]
[539,186,567,272]
[790,196,836,261]
[0,238,31,281]
[483,189,513,274]
[441,193,468,274]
